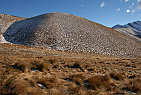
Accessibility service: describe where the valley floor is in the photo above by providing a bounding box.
[0,43,141,95]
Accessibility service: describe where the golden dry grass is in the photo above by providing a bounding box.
[126,78,141,94]
[0,43,141,94]
[110,72,125,80]
[87,74,112,91]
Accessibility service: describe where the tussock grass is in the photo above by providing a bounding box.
[87,74,112,90]
[13,60,50,72]
[99,61,105,64]
[36,62,49,72]
[21,64,29,73]
[87,67,95,72]
[0,42,141,94]
[28,89,42,95]
[48,88,66,95]
[128,74,137,79]
[37,78,54,89]
[14,61,29,73]
[30,60,49,72]
[110,72,125,80]
[24,78,37,87]
[5,67,13,74]
[126,78,141,94]
[69,74,85,85]
[71,61,82,68]
[0,67,7,90]
[49,77,58,83]
[69,83,86,95]
[48,59,57,64]
[1,76,26,95]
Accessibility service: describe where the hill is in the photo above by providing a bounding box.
[0,13,26,43]
[3,12,141,58]
[112,21,141,41]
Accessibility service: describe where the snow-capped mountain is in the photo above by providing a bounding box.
[112,21,141,41]
[3,12,141,57]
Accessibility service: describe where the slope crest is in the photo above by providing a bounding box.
[3,12,141,57]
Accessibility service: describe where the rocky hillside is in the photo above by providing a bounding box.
[0,13,26,43]
[112,21,141,41]
[3,12,141,57]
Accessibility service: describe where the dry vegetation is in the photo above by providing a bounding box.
[0,43,141,95]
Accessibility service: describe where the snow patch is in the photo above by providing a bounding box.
[0,34,9,43]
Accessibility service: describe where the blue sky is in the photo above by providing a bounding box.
[0,0,141,27]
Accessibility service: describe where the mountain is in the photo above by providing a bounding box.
[3,12,141,57]
[112,21,141,41]
[0,13,26,43]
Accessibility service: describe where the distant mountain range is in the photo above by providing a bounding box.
[3,12,141,57]
[112,21,141,41]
